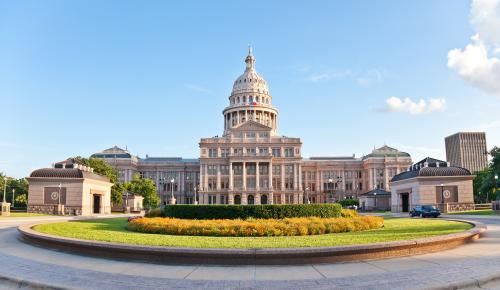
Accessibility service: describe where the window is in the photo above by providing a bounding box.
[243,96,246,103]
[220,165,229,175]
[259,164,269,175]
[259,147,269,155]
[208,177,217,190]
[207,165,217,175]
[246,148,256,156]
[284,148,294,157]
[285,165,294,175]
[220,195,228,204]
[237,97,240,103]
[233,164,243,175]
[259,132,269,138]
[220,148,230,157]
[249,96,253,103]
[233,148,243,156]
[208,148,218,158]
[220,178,229,189]
[246,132,256,138]
[272,177,281,189]
[246,164,256,175]
[256,96,259,103]
[272,148,281,157]
[272,165,281,175]
[208,195,216,204]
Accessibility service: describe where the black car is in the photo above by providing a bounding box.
[410,205,441,218]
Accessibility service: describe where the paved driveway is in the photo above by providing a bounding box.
[0,214,498,289]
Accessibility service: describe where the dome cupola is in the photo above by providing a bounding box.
[222,47,279,136]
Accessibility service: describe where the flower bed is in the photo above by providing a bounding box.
[127,216,383,237]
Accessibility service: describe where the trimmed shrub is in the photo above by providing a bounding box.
[338,198,359,207]
[163,204,342,220]
[340,209,358,218]
[145,208,163,218]
[127,216,384,237]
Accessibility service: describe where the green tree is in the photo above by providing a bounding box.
[473,147,500,202]
[124,174,159,209]
[71,156,123,205]
[15,194,27,207]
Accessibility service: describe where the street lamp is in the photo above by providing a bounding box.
[170,178,176,204]
[328,178,333,202]
[2,176,7,203]
[58,183,62,215]
[495,174,499,201]
[373,192,377,210]
[193,185,198,205]
[305,187,310,204]
[11,188,15,208]
[440,183,445,211]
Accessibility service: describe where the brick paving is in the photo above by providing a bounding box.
[0,215,498,289]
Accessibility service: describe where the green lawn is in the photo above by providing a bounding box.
[447,209,494,215]
[1,212,51,218]
[33,218,472,248]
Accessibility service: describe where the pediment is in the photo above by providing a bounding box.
[231,120,272,132]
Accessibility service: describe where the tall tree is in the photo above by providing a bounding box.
[124,174,159,209]
[473,147,500,202]
[71,156,123,205]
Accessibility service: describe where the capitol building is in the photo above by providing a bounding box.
[93,49,413,205]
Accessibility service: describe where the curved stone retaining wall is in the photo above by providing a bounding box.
[18,219,486,265]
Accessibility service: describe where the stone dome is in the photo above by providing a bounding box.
[231,47,269,95]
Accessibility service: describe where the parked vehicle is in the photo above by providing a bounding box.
[410,205,441,218]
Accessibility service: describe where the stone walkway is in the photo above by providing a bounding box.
[0,214,499,289]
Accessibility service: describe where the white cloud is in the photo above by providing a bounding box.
[447,0,500,97]
[384,96,446,115]
[307,70,353,82]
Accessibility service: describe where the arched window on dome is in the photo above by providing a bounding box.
[256,96,259,103]
[249,96,253,103]
[243,96,246,103]
[266,98,269,104]
[237,97,240,103]
[244,79,246,82]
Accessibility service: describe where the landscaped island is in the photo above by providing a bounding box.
[32,204,472,248]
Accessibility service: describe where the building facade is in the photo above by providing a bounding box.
[390,157,474,213]
[93,49,413,205]
[28,160,113,216]
[445,132,488,173]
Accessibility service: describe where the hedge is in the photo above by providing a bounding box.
[128,216,384,237]
[161,204,342,219]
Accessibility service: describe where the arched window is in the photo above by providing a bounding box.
[237,97,240,103]
[247,195,254,205]
[256,96,260,103]
[249,96,253,103]
[261,195,268,205]
[234,195,241,205]
[243,96,246,103]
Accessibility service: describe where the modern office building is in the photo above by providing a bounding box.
[93,49,413,205]
[445,132,488,173]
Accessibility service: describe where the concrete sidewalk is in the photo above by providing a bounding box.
[0,214,498,289]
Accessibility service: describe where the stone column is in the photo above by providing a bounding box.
[255,193,261,205]
[269,192,274,204]
[268,162,273,190]
[281,164,285,190]
[242,193,248,205]
[298,163,302,191]
[256,162,260,190]
[216,165,221,190]
[281,193,286,204]
[243,162,247,190]
[293,193,298,204]
[384,167,389,191]
[293,163,298,190]
[298,192,304,204]
[204,165,209,190]
[199,164,204,191]
[229,162,233,190]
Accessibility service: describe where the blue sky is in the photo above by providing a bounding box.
[1,0,500,178]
